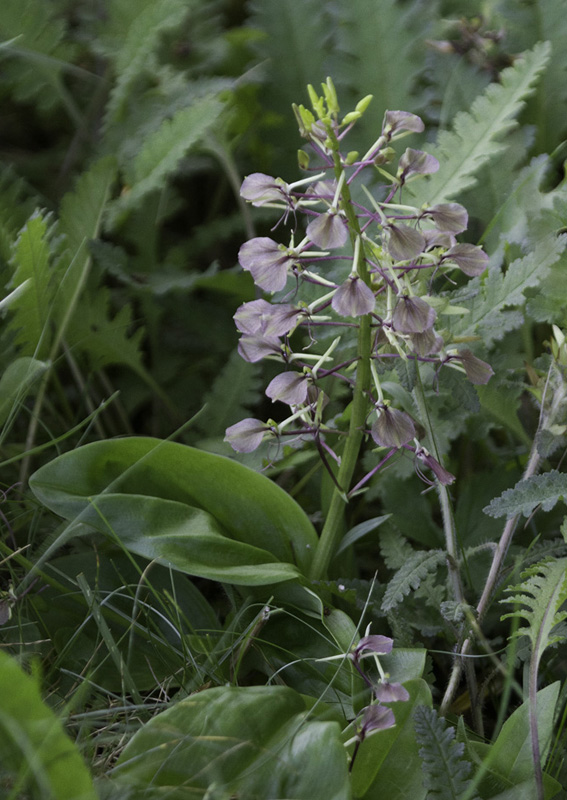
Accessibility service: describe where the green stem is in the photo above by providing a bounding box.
[309,135,372,581]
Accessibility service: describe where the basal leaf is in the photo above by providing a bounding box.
[0,650,97,799]
[484,471,567,519]
[29,437,319,578]
[111,686,350,800]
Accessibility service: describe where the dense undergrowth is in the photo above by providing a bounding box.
[0,1,566,798]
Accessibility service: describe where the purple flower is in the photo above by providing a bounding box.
[398,148,439,180]
[351,634,394,665]
[374,680,410,703]
[442,243,488,277]
[234,299,300,337]
[415,447,455,485]
[382,110,424,136]
[387,224,426,261]
[425,203,468,234]
[266,371,310,406]
[238,237,296,292]
[225,418,270,453]
[423,230,456,251]
[392,295,436,334]
[371,407,416,448]
[332,276,375,317]
[452,350,494,384]
[240,173,291,206]
[306,211,348,249]
[357,704,396,740]
[238,334,282,363]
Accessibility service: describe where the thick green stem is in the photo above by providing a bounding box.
[309,136,373,581]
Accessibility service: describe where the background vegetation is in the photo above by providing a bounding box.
[0,0,566,798]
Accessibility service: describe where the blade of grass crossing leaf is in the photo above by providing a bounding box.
[76,573,143,704]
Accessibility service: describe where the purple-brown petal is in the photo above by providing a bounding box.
[371,407,416,448]
[387,224,426,261]
[457,350,494,384]
[443,243,489,277]
[392,295,436,333]
[266,371,310,406]
[332,276,375,317]
[399,148,439,178]
[306,212,348,249]
[225,418,268,453]
[426,203,468,234]
[382,110,424,136]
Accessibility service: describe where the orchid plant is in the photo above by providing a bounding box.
[226,79,493,581]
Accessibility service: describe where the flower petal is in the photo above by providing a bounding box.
[399,148,439,178]
[240,173,290,206]
[426,203,468,234]
[387,224,426,261]
[332,276,375,317]
[266,371,310,406]
[238,334,282,363]
[238,237,292,292]
[392,295,436,333]
[371,407,416,447]
[443,243,488,277]
[234,299,300,337]
[457,350,494,384]
[382,110,424,135]
[224,418,268,453]
[306,212,347,249]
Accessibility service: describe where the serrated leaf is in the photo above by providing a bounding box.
[414,706,479,800]
[454,232,566,346]
[103,0,192,127]
[484,470,567,519]
[410,42,551,207]
[8,210,53,357]
[110,94,224,220]
[382,550,446,612]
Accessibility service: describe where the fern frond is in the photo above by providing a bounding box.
[502,558,567,670]
[410,42,551,208]
[414,706,480,800]
[484,470,567,519]
[382,550,445,612]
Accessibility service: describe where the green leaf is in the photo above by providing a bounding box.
[111,685,350,799]
[29,437,319,580]
[351,678,432,799]
[484,471,567,519]
[0,650,97,799]
[103,0,193,127]
[473,682,560,787]
[413,706,479,800]
[382,550,446,612]
[56,156,117,321]
[454,232,566,346]
[8,210,53,356]
[410,42,551,207]
[110,94,224,219]
[335,514,391,556]
[0,356,48,427]
[502,559,567,669]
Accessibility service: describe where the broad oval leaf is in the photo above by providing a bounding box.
[29,437,319,581]
[111,685,350,800]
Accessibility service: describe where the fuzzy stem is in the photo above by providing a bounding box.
[309,130,372,581]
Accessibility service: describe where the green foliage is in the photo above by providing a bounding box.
[0,649,97,799]
[502,559,567,669]
[28,437,319,582]
[110,685,350,799]
[413,705,479,800]
[484,471,567,519]
[409,42,551,207]
[382,550,447,612]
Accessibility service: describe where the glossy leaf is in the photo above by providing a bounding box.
[0,650,97,799]
[351,678,432,799]
[111,685,350,799]
[29,437,318,581]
